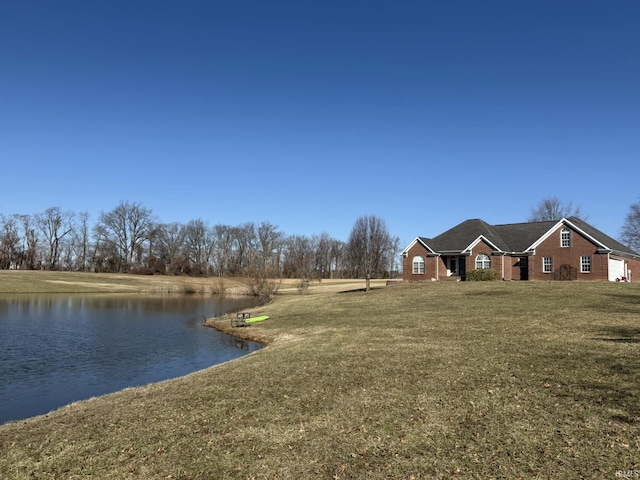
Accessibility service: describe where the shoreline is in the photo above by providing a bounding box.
[205,311,274,345]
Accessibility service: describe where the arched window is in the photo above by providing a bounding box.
[561,228,571,247]
[412,255,425,274]
[475,253,491,269]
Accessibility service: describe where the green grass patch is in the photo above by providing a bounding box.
[1,278,639,478]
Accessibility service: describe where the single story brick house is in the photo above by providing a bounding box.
[402,217,640,282]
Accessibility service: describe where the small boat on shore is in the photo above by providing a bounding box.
[245,315,269,324]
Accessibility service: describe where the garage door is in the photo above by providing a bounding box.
[608,257,625,282]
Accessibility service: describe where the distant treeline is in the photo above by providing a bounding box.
[0,201,400,280]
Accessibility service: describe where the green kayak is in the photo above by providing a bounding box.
[245,315,269,324]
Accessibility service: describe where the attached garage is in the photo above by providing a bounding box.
[608,257,626,282]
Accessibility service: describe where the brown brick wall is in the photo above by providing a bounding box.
[468,240,504,280]
[530,226,604,281]
[403,241,434,281]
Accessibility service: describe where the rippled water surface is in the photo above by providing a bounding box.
[0,295,261,424]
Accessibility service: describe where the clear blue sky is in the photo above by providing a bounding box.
[1,1,638,247]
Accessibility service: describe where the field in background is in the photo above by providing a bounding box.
[0,270,251,295]
[1,273,639,478]
[0,271,384,296]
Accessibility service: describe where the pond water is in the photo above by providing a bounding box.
[0,294,262,425]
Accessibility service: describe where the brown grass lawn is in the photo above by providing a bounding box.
[0,270,251,295]
[1,274,639,479]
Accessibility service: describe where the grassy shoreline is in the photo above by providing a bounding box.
[0,270,254,295]
[1,273,639,478]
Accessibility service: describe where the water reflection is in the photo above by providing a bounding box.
[230,337,250,351]
[0,294,262,424]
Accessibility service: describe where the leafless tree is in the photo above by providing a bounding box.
[228,222,256,275]
[152,222,187,274]
[346,215,397,291]
[528,196,586,222]
[0,215,22,269]
[94,201,155,272]
[329,238,345,278]
[212,224,233,277]
[313,232,335,280]
[255,221,283,277]
[18,214,39,270]
[70,212,91,271]
[183,219,215,275]
[282,234,315,284]
[621,197,640,252]
[36,207,74,270]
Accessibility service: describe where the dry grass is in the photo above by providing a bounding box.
[1,277,639,479]
[0,270,249,295]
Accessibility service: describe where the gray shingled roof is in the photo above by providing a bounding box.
[567,217,639,256]
[427,219,509,252]
[492,220,557,252]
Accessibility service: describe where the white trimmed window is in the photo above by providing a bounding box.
[543,256,553,273]
[561,228,571,247]
[475,253,491,269]
[412,255,425,274]
[580,256,591,273]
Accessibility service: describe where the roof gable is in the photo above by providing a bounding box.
[428,219,510,253]
[466,235,504,253]
[400,236,436,256]
[566,217,640,257]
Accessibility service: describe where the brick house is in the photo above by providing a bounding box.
[402,217,640,282]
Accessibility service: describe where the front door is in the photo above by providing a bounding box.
[448,257,457,276]
[458,256,466,278]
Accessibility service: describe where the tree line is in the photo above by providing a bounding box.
[0,201,400,283]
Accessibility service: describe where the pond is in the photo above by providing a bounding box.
[0,294,262,425]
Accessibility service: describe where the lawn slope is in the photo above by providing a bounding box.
[1,280,639,479]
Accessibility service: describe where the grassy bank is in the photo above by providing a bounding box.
[1,276,639,478]
[0,270,250,295]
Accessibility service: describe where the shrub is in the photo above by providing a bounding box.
[246,277,280,304]
[296,278,311,294]
[466,269,498,281]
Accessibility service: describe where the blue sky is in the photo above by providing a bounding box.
[1,1,638,247]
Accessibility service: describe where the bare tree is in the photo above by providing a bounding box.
[94,201,155,272]
[36,207,74,270]
[313,232,335,280]
[0,215,22,269]
[229,222,256,276]
[18,214,39,270]
[212,224,233,277]
[153,222,187,274]
[329,238,345,278]
[70,212,91,271]
[282,234,316,289]
[183,219,215,275]
[528,196,586,222]
[621,197,640,252]
[255,221,283,277]
[346,215,398,291]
